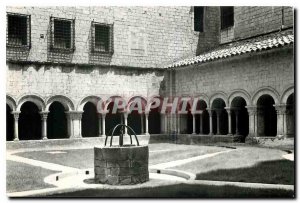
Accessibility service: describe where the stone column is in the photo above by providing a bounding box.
[199,111,203,134]
[256,106,264,137]
[215,109,222,135]
[98,114,102,137]
[192,114,196,134]
[207,109,214,135]
[234,108,240,135]
[225,108,232,135]
[274,104,286,137]
[12,111,20,141]
[177,114,180,134]
[66,113,73,138]
[285,106,294,137]
[246,106,257,137]
[124,112,128,135]
[102,114,106,136]
[40,111,49,140]
[141,114,144,134]
[67,111,83,138]
[145,113,149,135]
[164,114,168,133]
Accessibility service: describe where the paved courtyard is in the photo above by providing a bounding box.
[6,143,294,197]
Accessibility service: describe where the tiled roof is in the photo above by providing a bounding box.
[166,29,294,68]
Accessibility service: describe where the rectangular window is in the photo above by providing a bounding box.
[194,6,204,32]
[221,6,234,30]
[50,17,75,51]
[6,13,30,48]
[91,22,113,54]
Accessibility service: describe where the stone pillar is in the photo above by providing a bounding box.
[102,114,106,136]
[141,114,144,134]
[124,113,128,135]
[199,111,203,134]
[145,113,149,135]
[274,104,286,137]
[40,111,49,140]
[177,114,180,134]
[256,106,264,137]
[98,114,102,137]
[225,108,232,135]
[192,114,196,134]
[246,106,257,137]
[67,111,83,138]
[66,113,73,138]
[215,109,222,135]
[207,109,214,135]
[234,108,240,135]
[12,111,20,141]
[286,106,294,137]
[164,114,168,133]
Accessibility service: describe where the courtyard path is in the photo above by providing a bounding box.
[150,149,234,169]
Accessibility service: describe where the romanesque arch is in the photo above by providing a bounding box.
[127,96,147,134]
[148,96,162,134]
[256,94,277,137]
[6,95,16,141]
[19,101,42,140]
[45,95,75,111]
[6,95,17,112]
[47,102,68,139]
[82,101,99,137]
[77,95,102,112]
[211,97,228,135]
[104,96,125,135]
[230,96,249,136]
[228,89,251,107]
[178,99,193,134]
[280,85,294,104]
[252,87,280,105]
[209,92,228,108]
[194,99,209,134]
[17,94,45,111]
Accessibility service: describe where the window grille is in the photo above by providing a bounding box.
[50,16,75,52]
[91,21,113,54]
[194,7,204,32]
[221,7,234,30]
[6,13,31,48]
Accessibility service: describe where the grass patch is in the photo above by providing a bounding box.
[171,147,286,175]
[46,183,294,198]
[15,144,225,169]
[196,159,294,185]
[6,160,58,193]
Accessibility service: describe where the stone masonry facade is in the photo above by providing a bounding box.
[6,6,294,142]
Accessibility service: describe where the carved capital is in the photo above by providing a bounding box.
[246,106,257,116]
[274,104,287,115]
[225,107,231,115]
[12,111,21,121]
[66,111,83,120]
[40,111,49,120]
[206,108,214,116]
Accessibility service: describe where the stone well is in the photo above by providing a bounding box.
[94,145,149,185]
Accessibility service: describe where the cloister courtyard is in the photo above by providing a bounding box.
[6,138,294,198]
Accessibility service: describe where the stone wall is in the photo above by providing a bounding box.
[6,6,200,68]
[6,63,165,107]
[234,7,293,41]
[174,47,294,105]
[194,7,220,55]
